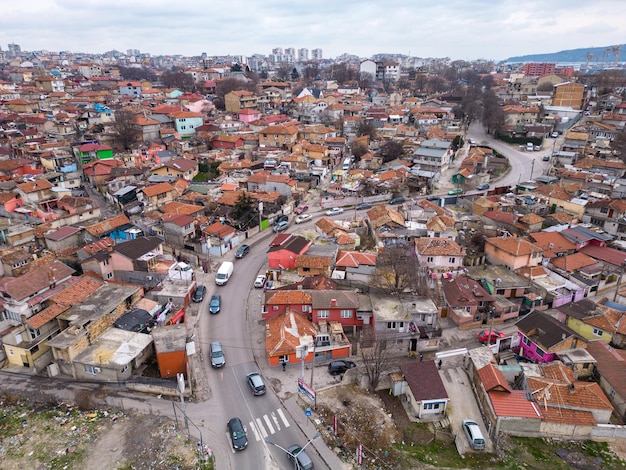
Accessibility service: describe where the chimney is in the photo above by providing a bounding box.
[330,298,337,307]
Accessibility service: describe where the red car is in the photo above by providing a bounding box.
[478,330,505,344]
[295,205,309,215]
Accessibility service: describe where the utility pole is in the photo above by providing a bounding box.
[309,341,316,392]
[613,261,626,302]
[530,159,535,180]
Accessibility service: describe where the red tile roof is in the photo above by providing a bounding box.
[477,364,511,392]
[265,310,317,357]
[489,390,543,419]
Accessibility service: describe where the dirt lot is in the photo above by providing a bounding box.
[0,396,210,470]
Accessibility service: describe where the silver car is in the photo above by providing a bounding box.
[210,342,225,368]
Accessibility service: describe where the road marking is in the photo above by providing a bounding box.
[254,418,267,440]
[277,408,290,428]
[263,414,275,434]
[271,410,280,431]
[250,419,263,441]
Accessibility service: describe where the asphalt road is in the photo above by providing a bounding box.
[467,121,556,188]
[195,238,326,469]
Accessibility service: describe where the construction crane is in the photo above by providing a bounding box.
[605,45,622,68]
[585,53,598,71]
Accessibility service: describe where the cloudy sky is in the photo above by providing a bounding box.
[1,0,625,61]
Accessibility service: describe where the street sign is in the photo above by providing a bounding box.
[297,378,317,407]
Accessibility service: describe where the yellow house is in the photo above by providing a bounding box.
[258,124,298,149]
[563,302,624,344]
[151,157,198,181]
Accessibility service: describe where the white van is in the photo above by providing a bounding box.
[215,261,234,286]
[526,142,534,151]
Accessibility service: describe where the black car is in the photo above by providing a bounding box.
[227,417,248,451]
[192,285,206,303]
[208,294,221,314]
[355,202,372,210]
[235,244,250,259]
[328,360,356,376]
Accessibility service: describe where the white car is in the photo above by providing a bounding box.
[325,207,344,216]
[295,214,312,224]
[254,274,267,288]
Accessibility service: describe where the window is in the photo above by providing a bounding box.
[522,336,531,346]
[318,310,330,318]
[85,365,100,375]
[340,309,352,319]
[427,257,434,263]
[449,257,456,263]
[279,355,289,364]
[28,328,41,340]
[535,346,545,357]
[121,365,128,374]
[273,306,279,311]
[600,207,609,214]
[302,305,312,313]
[592,328,603,337]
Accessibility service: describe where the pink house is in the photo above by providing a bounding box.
[238,108,262,126]
[0,192,24,213]
[515,310,582,363]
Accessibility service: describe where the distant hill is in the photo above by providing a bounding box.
[504,44,625,64]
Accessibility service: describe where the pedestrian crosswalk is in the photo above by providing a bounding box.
[248,408,290,441]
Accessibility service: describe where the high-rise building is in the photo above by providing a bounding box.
[298,48,309,61]
[518,62,556,77]
[7,43,21,55]
[311,49,323,60]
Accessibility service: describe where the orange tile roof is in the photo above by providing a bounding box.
[27,303,69,329]
[265,310,317,357]
[488,390,543,419]
[142,182,175,197]
[295,256,331,269]
[265,290,312,305]
[49,275,105,306]
[550,252,597,271]
[477,364,511,392]
[414,238,464,256]
[84,214,131,237]
[159,201,203,216]
[335,251,377,268]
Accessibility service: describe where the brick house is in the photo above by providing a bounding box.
[442,277,494,329]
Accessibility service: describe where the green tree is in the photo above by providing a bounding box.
[231,192,255,220]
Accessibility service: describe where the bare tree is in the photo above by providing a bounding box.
[360,339,391,390]
[375,244,415,293]
[112,110,140,150]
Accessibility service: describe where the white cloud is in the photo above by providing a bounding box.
[0,0,624,60]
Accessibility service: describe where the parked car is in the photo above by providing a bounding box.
[295,205,309,215]
[246,372,266,396]
[390,196,405,205]
[462,419,486,450]
[328,360,356,376]
[287,444,314,470]
[477,330,505,345]
[192,285,206,303]
[273,220,289,232]
[476,183,490,191]
[543,155,551,162]
[295,214,312,224]
[275,214,289,225]
[235,244,250,259]
[325,207,344,216]
[469,138,476,145]
[448,188,463,195]
[534,145,541,151]
[550,132,559,138]
[210,342,225,368]
[254,274,267,288]
[355,202,372,210]
[227,417,248,451]
[208,294,221,314]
